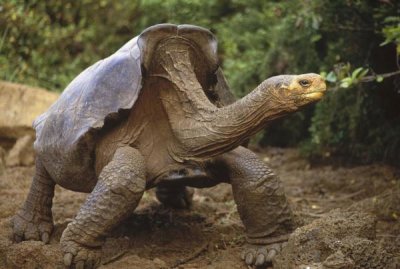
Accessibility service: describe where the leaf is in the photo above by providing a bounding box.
[326,71,337,83]
[351,67,365,80]
[340,81,350,88]
[340,77,353,88]
[312,15,320,30]
[359,69,369,79]
[383,16,400,23]
[311,34,322,42]
[380,39,391,46]
[376,75,384,82]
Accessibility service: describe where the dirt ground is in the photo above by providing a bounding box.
[0,147,399,269]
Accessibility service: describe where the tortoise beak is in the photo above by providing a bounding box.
[303,89,325,100]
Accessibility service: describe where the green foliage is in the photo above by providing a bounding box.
[0,0,141,90]
[301,1,400,165]
[321,65,369,89]
[380,15,400,53]
[0,0,323,94]
[1,0,399,165]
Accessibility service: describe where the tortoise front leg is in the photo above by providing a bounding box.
[12,159,55,243]
[210,146,295,267]
[61,147,146,269]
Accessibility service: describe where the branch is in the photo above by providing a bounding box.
[327,69,400,92]
[361,70,400,82]
[320,25,376,33]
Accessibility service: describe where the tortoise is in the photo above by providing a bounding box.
[12,24,326,268]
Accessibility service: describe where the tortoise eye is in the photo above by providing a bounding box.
[299,79,311,87]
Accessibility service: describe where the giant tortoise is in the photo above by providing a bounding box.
[12,24,326,268]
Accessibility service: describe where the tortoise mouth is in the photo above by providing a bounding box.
[297,87,326,100]
[303,91,324,100]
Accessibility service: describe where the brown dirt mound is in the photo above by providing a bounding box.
[274,210,396,269]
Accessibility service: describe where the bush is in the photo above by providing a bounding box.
[1,0,399,165]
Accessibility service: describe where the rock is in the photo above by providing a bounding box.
[152,257,167,268]
[5,135,35,166]
[0,81,59,140]
[274,210,395,269]
[0,81,59,166]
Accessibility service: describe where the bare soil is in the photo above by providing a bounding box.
[0,147,399,269]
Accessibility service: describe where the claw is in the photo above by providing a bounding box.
[64,253,73,267]
[266,249,277,262]
[245,252,255,265]
[11,211,53,244]
[61,236,102,269]
[240,251,246,260]
[255,253,266,266]
[41,232,49,244]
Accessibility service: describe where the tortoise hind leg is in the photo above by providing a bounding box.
[12,159,55,243]
[155,166,213,209]
[156,185,194,209]
[61,147,146,269]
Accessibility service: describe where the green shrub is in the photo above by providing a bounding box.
[1,0,399,165]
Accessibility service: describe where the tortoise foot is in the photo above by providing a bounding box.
[61,238,102,269]
[241,242,287,268]
[12,209,53,243]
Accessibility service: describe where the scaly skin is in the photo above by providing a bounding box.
[222,147,294,243]
[208,146,295,267]
[12,160,54,244]
[61,147,146,268]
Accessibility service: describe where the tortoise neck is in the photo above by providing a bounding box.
[154,41,295,160]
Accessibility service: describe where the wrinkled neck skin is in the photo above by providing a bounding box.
[153,38,299,161]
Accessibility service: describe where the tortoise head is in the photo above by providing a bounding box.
[263,73,327,109]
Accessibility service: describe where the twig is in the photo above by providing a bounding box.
[328,69,400,92]
[171,242,209,268]
[0,25,9,52]
[376,234,398,238]
[320,25,376,33]
[102,249,129,265]
[300,212,326,218]
[330,189,365,201]
[361,70,400,82]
